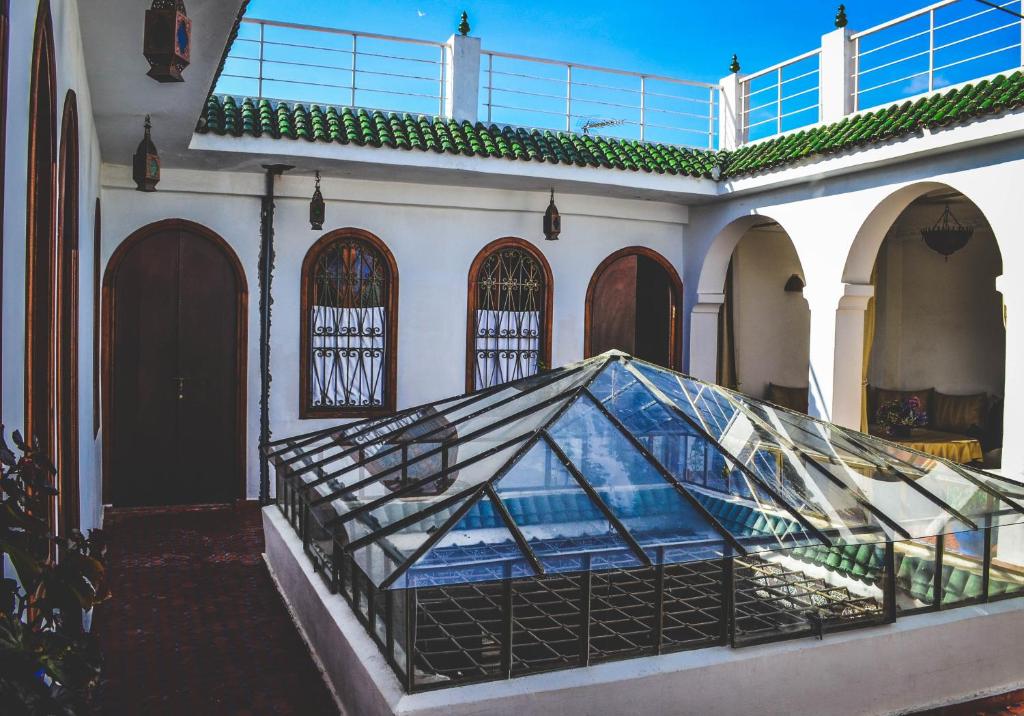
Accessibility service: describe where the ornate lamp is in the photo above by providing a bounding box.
[920,203,973,260]
[309,171,325,231]
[144,0,191,83]
[543,189,561,240]
[132,116,160,192]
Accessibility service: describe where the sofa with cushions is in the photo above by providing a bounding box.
[866,386,1003,465]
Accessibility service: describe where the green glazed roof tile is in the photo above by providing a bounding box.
[197,72,1024,180]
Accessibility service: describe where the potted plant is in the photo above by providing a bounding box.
[0,429,109,714]
[875,397,928,438]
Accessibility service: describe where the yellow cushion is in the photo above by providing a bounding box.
[932,391,987,434]
[766,383,808,414]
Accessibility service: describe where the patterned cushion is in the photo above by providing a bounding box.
[870,386,934,425]
[932,391,988,434]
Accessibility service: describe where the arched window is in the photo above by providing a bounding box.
[466,238,552,391]
[301,229,398,418]
[25,0,56,477]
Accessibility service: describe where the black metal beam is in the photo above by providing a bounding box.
[542,431,654,567]
[485,483,545,576]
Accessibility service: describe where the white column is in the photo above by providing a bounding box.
[718,74,743,151]
[444,33,481,122]
[997,275,1024,477]
[819,27,855,122]
[805,282,870,426]
[689,294,724,383]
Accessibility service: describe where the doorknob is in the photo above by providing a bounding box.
[174,377,185,400]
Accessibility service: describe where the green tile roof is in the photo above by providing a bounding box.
[196,70,1024,180]
[724,70,1024,178]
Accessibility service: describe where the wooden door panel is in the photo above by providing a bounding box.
[177,231,240,503]
[590,254,637,356]
[636,255,673,367]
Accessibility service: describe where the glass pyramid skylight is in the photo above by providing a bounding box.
[269,351,1024,590]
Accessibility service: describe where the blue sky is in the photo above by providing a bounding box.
[243,0,946,84]
[226,0,1023,145]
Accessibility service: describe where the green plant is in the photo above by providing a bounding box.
[0,429,109,715]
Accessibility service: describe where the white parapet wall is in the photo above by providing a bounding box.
[263,506,1024,716]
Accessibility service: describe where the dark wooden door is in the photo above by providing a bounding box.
[589,252,678,368]
[110,224,242,506]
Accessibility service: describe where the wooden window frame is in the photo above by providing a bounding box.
[300,228,399,419]
[583,246,684,370]
[465,237,553,393]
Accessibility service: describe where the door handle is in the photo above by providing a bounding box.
[174,377,186,400]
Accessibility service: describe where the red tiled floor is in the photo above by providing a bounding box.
[93,502,339,716]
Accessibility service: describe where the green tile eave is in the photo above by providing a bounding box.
[196,70,1024,180]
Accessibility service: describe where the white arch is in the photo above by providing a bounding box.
[696,213,803,296]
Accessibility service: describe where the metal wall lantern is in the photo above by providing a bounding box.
[784,274,805,292]
[920,203,974,260]
[309,171,325,231]
[132,115,160,192]
[543,188,561,240]
[144,0,191,83]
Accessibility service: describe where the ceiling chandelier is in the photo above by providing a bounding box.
[920,202,973,260]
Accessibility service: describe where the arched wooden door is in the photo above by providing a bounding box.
[585,247,682,369]
[104,220,246,506]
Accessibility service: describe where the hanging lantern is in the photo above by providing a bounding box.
[543,189,561,241]
[309,171,325,231]
[144,0,191,83]
[920,203,973,260]
[132,115,160,192]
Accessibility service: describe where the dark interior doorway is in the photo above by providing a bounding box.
[586,248,682,369]
[104,220,247,506]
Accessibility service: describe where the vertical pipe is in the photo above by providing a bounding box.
[853,37,860,112]
[639,76,646,141]
[438,44,445,116]
[257,21,265,98]
[386,588,395,666]
[405,587,417,692]
[579,556,592,666]
[721,556,734,646]
[502,563,514,678]
[487,53,493,123]
[708,85,715,149]
[983,526,992,601]
[928,9,935,93]
[884,541,897,623]
[351,34,358,106]
[934,533,945,610]
[258,164,291,505]
[653,550,665,654]
[776,66,783,136]
[566,65,573,131]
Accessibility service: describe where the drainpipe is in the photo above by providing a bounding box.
[258,164,292,505]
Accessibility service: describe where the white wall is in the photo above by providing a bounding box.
[102,167,687,499]
[2,0,103,531]
[732,228,810,399]
[869,201,1004,397]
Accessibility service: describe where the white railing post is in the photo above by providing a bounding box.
[444,32,481,122]
[718,72,743,150]
[820,25,855,123]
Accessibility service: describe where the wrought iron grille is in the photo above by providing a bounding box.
[309,237,390,410]
[472,246,547,390]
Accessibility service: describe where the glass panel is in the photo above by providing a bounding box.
[990,523,1024,599]
[493,440,643,573]
[548,394,729,562]
[894,538,938,612]
[940,531,985,607]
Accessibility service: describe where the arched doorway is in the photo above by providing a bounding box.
[103,220,247,506]
[25,0,58,516]
[859,187,1004,467]
[584,246,682,369]
[56,91,79,535]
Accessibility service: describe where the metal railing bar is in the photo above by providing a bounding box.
[779,68,821,85]
[857,69,930,95]
[641,89,715,105]
[931,20,1020,54]
[851,0,961,39]
[485,68,568,84]
[858,48,932,78]
[857,28,933,59]
[483,103,568,117]
[932,41,1022,72]
[483,49,716,88]
[241,17,446,48]
[778,102,821,120]
[638,106,716,121]
[485,86,569,102]
[744,98,783,115]
[640,120,710,135]
[740,47,822,82]
[932,0,1018,32]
